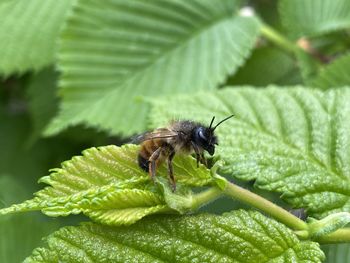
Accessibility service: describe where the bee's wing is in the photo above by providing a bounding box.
[131,128,179,144]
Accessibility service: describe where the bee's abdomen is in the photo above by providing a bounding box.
[138,140,162,172]
[138,154,149,172]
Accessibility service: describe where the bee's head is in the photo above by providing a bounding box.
[192,115,234,156]
[193,126,217,155]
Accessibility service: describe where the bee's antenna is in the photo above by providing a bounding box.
[209,116,215,130]
[212,114,234,130]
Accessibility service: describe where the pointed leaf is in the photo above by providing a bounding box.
[45,0,260,136]
[25,210,325,263]
[280,0,350,38]
[150,87,350,219]
[0,145,212,225]
[0,0,73,75]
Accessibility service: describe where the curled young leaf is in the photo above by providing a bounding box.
[24,210,325,263]
[308,212,350,238]
[0,145,212,225]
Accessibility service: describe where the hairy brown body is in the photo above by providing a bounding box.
[138,138,171,171]
[135,121,206,191]
[134,115,233,191]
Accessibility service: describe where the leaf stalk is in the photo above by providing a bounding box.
[189,187,223,210]
[316,228,350,243]
[260,22,299,54]
[222,180,309,231]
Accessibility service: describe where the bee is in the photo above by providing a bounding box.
[133,115,234,191]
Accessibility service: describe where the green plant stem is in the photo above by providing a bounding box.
[260,23,299,54]
[316,228,350,244]
[223,181,309,232]
[190,187,223,210]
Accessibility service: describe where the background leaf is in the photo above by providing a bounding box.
[45,0,260,136]
[0,0,73,75]
[312,53,350,89]
[150,87,350,219]
[24,210,325,263]
[295,49,321,85]
[227,46,301,86]
[322,243,350,263]
[26,68,58,143]
[280,0,350,38]
[0,145,212,225]
[0,175,59,263]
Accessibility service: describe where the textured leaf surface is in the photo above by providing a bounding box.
[150,87,350,218]
[313,53,350,89]
[45,0,260,136]
[322,243,350,263]
[0,145,212,225]
[0,0,73,75]
[280,0,350,38]
[24,210,324,263]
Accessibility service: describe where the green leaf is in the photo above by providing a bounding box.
[45,0,260,136]
[0,107,54,189]
[0,0,73,75]
[0,145,212,225]
[227,47,302,86]
[26,68,58,143]
[322,243,350,263]
[0,175,59,263]
[24,210,325,263]
[308,212,350,238]
[252,0,283,31]
[1,215,59,263]
[280,0,350,38]
[295,49,321,85]
[313,53,350,89]
[150,87,350,219]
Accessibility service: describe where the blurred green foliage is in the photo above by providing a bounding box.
[1,0,350,261]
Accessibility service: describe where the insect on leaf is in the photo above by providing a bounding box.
[0,145,212,225]
[150,86,350,219]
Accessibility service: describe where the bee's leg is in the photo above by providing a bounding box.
[148,147,162,181]
[167,151,176,191]
[191,142,201,168]
[195,154,201,168]
[200,153,207,166]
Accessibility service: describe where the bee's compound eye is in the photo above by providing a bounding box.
[198,129,206,141]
